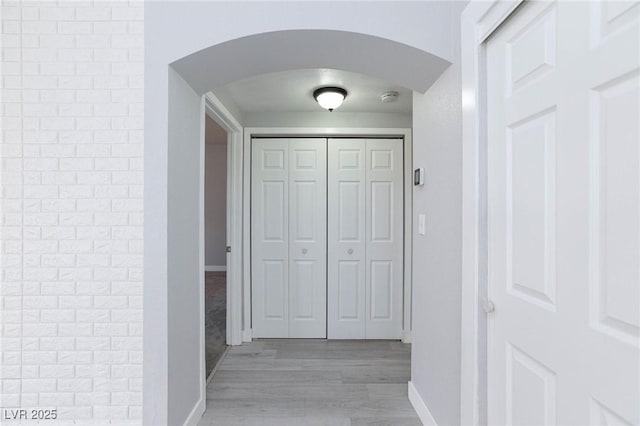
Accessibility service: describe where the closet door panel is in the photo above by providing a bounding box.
[328,139,367,338]
[289,139,327,338]
[251,139,289,337]
[365,139,403,339]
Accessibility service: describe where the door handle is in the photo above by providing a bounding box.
[301,248,308,254]
[483,299,495,313]
[348,249,354,255]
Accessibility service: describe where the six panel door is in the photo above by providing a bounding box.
[365,139,404,339]
[289,139,327,338]
[251,139,290,337]
[487,1,639,424]
[328,138,404,339]
[327,139,367,338]
[251,138,327,338]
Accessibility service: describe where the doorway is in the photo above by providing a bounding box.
[146,18,446,423]
[249,137,405,339]
[203,115,228,378]
[244,128,413,342]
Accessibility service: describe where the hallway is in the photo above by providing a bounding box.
[198,340,420,425]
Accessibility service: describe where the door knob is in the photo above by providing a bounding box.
[302,248,308,254]
[483,300,495,313]
[348,249,354,255]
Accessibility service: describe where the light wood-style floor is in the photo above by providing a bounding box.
[198,339,420,426]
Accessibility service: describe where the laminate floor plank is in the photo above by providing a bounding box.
[198,340,420,426]
[350,418,423,426]
[207,383,370,402]
[212,370,343,385]
[199,415,351,426]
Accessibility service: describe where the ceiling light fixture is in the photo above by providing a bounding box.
[313,87,347,112]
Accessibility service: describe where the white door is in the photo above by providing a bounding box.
[328,138,403,339]
[365,139,404,339]
[328,139,367,338]
[251,138,327,338]
[289,139,327,338]
[487,1,639,424]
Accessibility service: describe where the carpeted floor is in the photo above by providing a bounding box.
[205,271,227,378]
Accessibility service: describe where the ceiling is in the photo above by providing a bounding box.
[213,68,412,114]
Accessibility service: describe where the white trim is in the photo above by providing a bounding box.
[408,381,437,426]
[403,130,413,336]
[204,92,244,348]
[196,95,207,426]
[243,127,413,339]
[460,2,523,425]
[204,265,227,272]
[182,396,205,426]
[242,125,252,341]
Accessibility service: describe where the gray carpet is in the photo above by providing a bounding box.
[205,271,227,378]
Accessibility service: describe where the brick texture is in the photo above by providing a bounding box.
[1,1,143,423]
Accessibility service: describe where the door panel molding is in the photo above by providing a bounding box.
[485,1,639,424]
[251,138,327,338]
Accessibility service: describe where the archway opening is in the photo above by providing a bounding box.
[146,27,453,425]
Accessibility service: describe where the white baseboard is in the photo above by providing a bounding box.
[183,395,205,426]
[408,381,437,426]
[402,330,412,343]
[242,328,252,342]
[205,265,227,272]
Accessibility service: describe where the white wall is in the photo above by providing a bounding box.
[151,2,456,92]
[242,111,411,129]
[205,143,227,267]
[410,2,467,425]
[1,2,144,422]
[167,68,204,425]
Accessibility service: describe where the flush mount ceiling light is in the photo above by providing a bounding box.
[313,87,347,112]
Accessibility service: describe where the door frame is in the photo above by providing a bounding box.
[243,127,413,343]
[203,92,244,351]
[460,1,523,424]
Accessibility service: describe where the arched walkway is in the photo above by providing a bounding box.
[171,30,451,93]
[145,20,454,425]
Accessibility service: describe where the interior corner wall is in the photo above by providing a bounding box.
[167,67,203,425]
[205,143,228,267]
[410,2,467,425]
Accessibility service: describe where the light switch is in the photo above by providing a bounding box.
[418,214,426,235]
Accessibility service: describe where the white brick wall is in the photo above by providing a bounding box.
[1,1,143,423]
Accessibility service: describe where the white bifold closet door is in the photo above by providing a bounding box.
[251,138,327,338]
[328,138,403,339]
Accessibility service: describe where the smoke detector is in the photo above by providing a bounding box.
[380,91,399,103]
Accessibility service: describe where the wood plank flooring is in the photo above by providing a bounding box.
[198,340,420,426]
